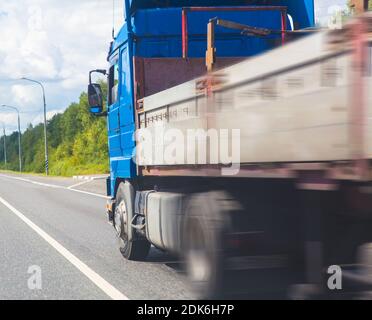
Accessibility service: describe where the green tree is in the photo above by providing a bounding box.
[0,81,109,176]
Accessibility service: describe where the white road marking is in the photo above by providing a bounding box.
[0,175,63,189]
[73,175,107,181]
[67,180,109,199]
[73,175,94,181]
[0,174,110,199]
[67,180,92,189]
[65,187,110,199]
[0,196,128,300]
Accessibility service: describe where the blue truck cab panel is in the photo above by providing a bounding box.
[106,0,315,197]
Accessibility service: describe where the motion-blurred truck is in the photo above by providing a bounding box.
[87,0,372,298]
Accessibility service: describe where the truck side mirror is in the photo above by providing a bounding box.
[88,83,104,114]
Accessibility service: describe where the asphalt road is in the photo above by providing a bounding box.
[0,173,195,300]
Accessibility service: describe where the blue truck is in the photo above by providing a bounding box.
[87,1,372,298]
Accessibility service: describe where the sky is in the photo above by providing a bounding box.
[0,0,349,134]
[314,0,348,26]
[0,0,123,133]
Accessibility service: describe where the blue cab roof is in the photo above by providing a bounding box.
[110,1,315,58]
[125,0,314,21]
[127,1,270,12]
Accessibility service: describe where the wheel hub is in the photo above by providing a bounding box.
[186,221,211,283]
[188,249,211,283]
[114,200,128,239]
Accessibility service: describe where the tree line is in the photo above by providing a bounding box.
[0,82,109,176]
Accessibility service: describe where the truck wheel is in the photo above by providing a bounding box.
[114,182,151,261]
[183,191,233,299]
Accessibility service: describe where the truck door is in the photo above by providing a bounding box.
[108,52,122,159]
[108,45,136,180]
[119,45,136,168]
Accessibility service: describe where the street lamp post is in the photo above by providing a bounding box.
[1,105,22,172]
[0,122,7,167]
[21,78,49,175]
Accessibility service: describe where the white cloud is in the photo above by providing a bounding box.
[314,0,348,27]
[0,0,123,131]
[12,85,41,106]
[32,109,62,124]
[0,112,19,134]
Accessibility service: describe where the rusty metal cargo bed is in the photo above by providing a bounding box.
[136,14,372,183]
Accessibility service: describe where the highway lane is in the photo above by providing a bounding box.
[0,173,195,300]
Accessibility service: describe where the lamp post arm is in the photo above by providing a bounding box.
[20,78,49,175]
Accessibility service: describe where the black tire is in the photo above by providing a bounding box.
[114,182,151,261]
[182,191,234,299]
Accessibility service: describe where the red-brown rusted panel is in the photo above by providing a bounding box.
[139,57,242,97]
[350,18,369,180]
[141,164,295,179]
[133,57,145,110]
